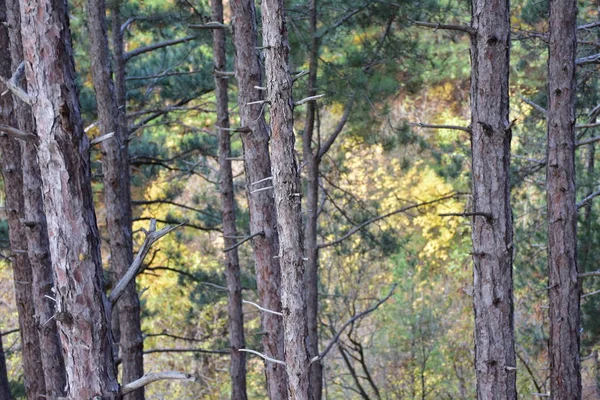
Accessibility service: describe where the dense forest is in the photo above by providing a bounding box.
[0,0,599,398]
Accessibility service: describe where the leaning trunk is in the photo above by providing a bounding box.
[470,0,516,398]
[87,1,143,398]
[211,0,247,398]
[547,0,581,397]
[261,0,311,398]
[19,0,119,397]
[229,0,288,398]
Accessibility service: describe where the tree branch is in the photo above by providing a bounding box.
[314,284,396,363]
[124,36,197,62]
[110,219,182,305]
[238,349,286,365]
[0,328,19,337]
[0,61,34,105]
[318,94,355,159]
[120,372,197,395]
[0,123,37,142]
[143,266,229,291]
[242,300,283,316]
[144,348,229,355]
[223,231,263,253]
[412,21,475,35]
[132,217,219,233]
[579,270,600,279]
[409,122,471,133]
[188,22,228,29]
[132,199,220,221]
[577,189,600,208]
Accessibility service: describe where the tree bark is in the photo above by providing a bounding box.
[0,3,47,398]
[19,0,119,397]
[5,0,68,397]
[470,0,516,398]
[211,0,247,398]
[229,1,288,398]
[0,334,11,400]
[547,0,581,397]
[261,0,312,398]
[87,1,143,398]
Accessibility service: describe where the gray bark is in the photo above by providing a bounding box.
[19,0,119,397]
[470,0,516,398]
[5,0,67,396]
[211,0,247,398]
[261,0,312,398]
[229,1,288,398]
[547,0,581,397]
[86,1,143,398]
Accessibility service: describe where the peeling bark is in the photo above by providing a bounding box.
[229,1,288,398]
[261,0,311,398]
[18,0,119,397]
[470,0,516,398]
[547,0,581,397]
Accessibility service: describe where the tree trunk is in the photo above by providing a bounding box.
[547,0,581,397]
[470,0,516,398]
[211,0,247,398]
[261,0,311,398]
[19,0,119,397]
[0,4,47,398]
[0,334,11,400]
[229,1,288,398]
[5,0,67,397]
[87,1,143,398]
[303,1,322,397]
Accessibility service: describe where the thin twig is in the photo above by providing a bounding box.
[409,122,471,133]
[250,176,273,186]
[0,328,19,337]
[313,284,397,363]
[188,22,228,29]
[0,123,37,142]
[412,21,475,35]
[238,348,286,365]
[223,231,263,253]
[294,94,325,106]
[242,300,283,316]
[124,36,197,62]
[121,372,197,395]
[250,186,274,194]
[439,211,493,219]
[582,288,600,299]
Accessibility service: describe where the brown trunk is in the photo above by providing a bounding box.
[87,1,143,398]
[261,0,311,398]
[0,334,11,400]
[19,0,119,397]
[303,1,322,397]
[5,0,67,396]
[470,0,516,398]
[229,1,288,398]
[211,0,247,398]
[547,0,581,397]
[0,3,47,398]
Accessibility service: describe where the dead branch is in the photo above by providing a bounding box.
[412,21,475,35]
[0,328,19,337]
[409,122,471,133]
[0,123,37,142]
[318,94,356,159]
[294,94,325,106]
[582,288,600,299]
[223,231,263,253]
[89,131,115,146]
[110,219,182,305]
[188,22,228,29]
[124,36,197,62]
[144,348,229,355]
[577,189,600,209]
[238,348,286,365]
[0,61,33,105]
[242,300,283,316]
[120,372,197,395]
[579,270,600,279]
[439,211,494,219]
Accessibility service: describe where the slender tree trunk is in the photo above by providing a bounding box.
[5,0,67,396]
[303,1,322,398]
[87,1,143,398]
[547,0,581,397]
[470,0,516,398]
[0,4,47,399]
[261,0,311,398]
[211,0,247,398]
[19,0,119,397]
[0,334,11,400]
[229,1,288,398]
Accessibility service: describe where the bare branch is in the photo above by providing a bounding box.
[579,270,600,279]
[518,94,547,115]
[126,70,205,81]
[0,61,34,105]
[582,288,600,299]
[250,186,274,194]
[89,131,115,146]
[238,349,286,365]
[412,20,475,35]
[0,123,37,142]
[132,217,219,233]
[120,372,197,395]
[318,94,355,159]
[577,53,600,66]
[144,266,228,291]
[0,328,19,337]
[318,192,462,249]
[110,219,182,305]
[132,199,220,220]
[439,211,494,219]
[251,176,273,186]
[188,22,228,29]
[577,189,600,208]
[578,21,600,30]
[214,70,235,77]
[144,348,229,356]
[314,284,396,363]
[242,300,283,316]
[294,94,325,106]
[124,36,197,62]
[409,122,471,133]
[223,231,263,253]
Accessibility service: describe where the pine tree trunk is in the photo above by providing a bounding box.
[261,0,311,398]
[5,0,67,396]
[547,0,581,397]
[211,0,247,398]
[19,0,119,397]
[470,0,516,398]
[0,334,11,400]
[0,4,47,398]
[86,1,143,398]
[229,1,288,398]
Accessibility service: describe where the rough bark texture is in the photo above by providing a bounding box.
[470,0,516,398]
[261,0,311,398]
[0,4,47,398]
[303,1,322,397]
[547,0,581,397]
[5,0,67,396]
[19,0,119,397]
[212,0,247,398]
[0,335,11,400]
[87,1,143,398]
[229,1,288,398]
